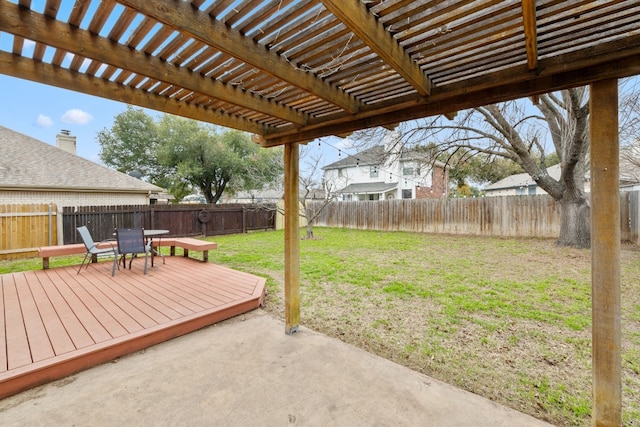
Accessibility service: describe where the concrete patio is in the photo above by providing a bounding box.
[0,309,552,426]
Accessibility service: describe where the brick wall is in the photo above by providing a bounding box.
[0,191,150,207]
[415,165,448,199]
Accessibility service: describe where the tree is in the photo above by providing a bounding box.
[98,109,283,203]
[298,145,343,239]
[439,148,528,197]
[352,87,592,247]
[156,115,282,204]
[97,106,160,180]
[619,79,640,181]
[441,89,590,247]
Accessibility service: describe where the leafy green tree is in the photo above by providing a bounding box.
[98,109,283,204]
[97,106,160,180]
[157,115,282,204]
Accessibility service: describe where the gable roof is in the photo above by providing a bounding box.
[324,146,386,170]
[339,182,397,194]
[0,126,163,194]
[483,164,563,191]
[324,144,445,170]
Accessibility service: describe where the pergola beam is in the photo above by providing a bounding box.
[0,52,267,135]
[521,0,538,70]
[118,0,362,115]
[321,0,432,97]
[0,2,306,126]
[258,45,640,146]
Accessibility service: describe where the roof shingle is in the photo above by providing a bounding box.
[0,126,163,193]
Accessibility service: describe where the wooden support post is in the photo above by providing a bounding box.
[590,79,621,427]
[284,142,300,334]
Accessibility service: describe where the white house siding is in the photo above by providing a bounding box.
[0,190,150,206]
[392,160,435,199]
[324,160,436,200]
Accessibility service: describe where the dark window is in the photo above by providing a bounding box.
[402,189,412,199]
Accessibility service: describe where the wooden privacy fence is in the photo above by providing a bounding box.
[0,203,57,260]
[0,203,275,259]
[62,204,277,244]
[307,193,640,243]
[2,194,640,260]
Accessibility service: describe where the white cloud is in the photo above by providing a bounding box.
[334,137,356,151]
[23,39,36,51]
[61,109,93,125]
[36,114,54,127]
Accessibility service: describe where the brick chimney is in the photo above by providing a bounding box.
[56,129,76,154]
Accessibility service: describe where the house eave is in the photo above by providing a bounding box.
[0,185,157,194]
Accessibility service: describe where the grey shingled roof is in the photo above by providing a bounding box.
[323,145,385,170]
[483,164,562,191]
[339,182,397,194]
[323,145,446,170]
[0,125,163,193]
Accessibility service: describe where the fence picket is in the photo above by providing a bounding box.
[2,194,639,261]
[0,204,57,260]
[307,194,633,242]
[0,203,276,260]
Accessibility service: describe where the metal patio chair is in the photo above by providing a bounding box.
[116,228,151,275]
[77,225,119,276]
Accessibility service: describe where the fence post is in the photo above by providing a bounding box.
[48,203,53,246]
[242,205,247,233]
[57,206,64,245]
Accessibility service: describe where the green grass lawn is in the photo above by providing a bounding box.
[2,227,639,426]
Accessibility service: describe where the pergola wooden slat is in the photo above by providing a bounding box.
[1,1,638,424]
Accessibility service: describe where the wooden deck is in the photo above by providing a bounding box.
[0,256,265,399]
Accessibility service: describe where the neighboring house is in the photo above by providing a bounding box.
[483,164,565,197]
[323,135,448,201]
[223,189,282,204]
[0,126,164,206]
[484,156,640,196]
[223,187,324,204]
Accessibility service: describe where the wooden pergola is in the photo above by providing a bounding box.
[1,1,638,424]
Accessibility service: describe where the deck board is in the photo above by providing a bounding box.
[49,269,114,344]
[14,272,56,363]
[28,273,76,355]
[0,256,265,399]
[31,270,95,350]
[0,276,8,373]
[3,275,32,370]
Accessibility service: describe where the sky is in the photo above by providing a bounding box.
[0,73,351,171]
[0,0,351,172]
[0,74,140,164]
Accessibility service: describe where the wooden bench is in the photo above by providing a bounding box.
[38,242,117,270]
[157,237,218,262]
[38,237,216,269]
